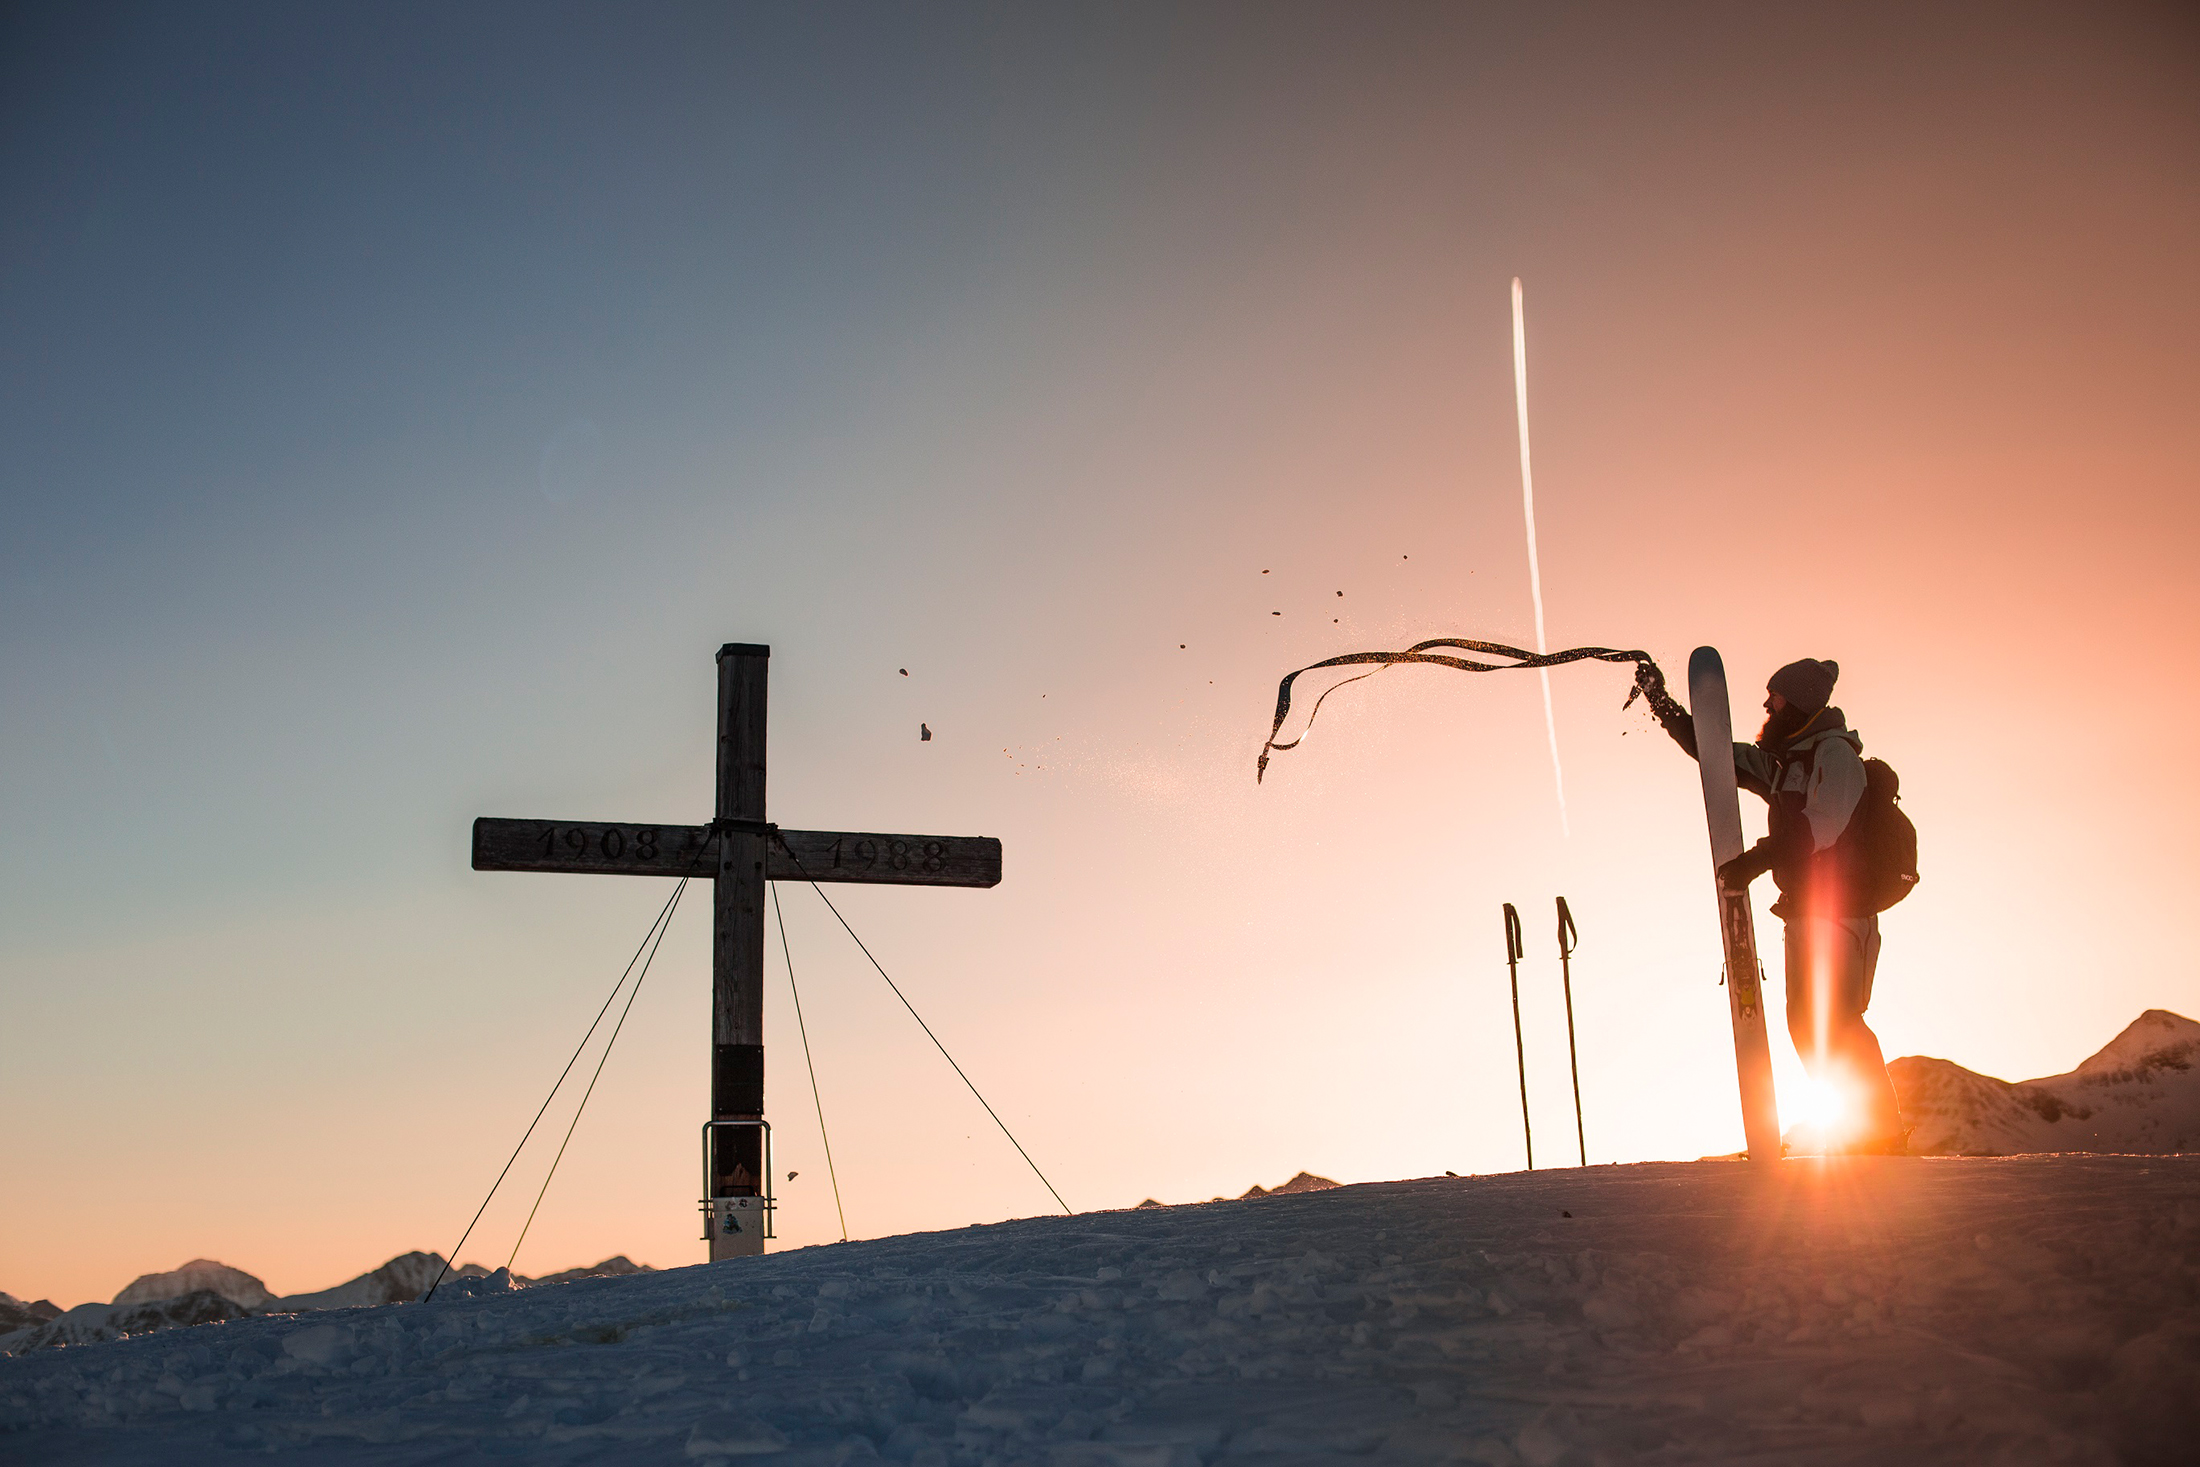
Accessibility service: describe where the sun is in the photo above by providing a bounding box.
[1792,1076,1851,1137]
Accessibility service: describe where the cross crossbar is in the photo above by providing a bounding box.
[472,819,1001,888]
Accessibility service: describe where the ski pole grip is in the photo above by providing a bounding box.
[1556,896,1577,957]
[1503,903,1524,963]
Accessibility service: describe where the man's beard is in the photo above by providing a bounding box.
[1757,702,1814,750]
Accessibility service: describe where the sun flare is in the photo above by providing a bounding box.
[1793,1076,1850,1137]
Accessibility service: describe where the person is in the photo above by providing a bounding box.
[1647,657,1906,1154]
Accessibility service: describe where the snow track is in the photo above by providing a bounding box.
[4,1155,2196,1465]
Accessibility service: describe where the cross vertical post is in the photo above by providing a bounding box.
[708,643,770,1258]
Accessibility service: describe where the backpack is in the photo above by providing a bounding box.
[1838,757,1920,911]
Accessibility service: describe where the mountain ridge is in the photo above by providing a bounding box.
[1892,1008,2198,1156]
[1,1254,653,1354]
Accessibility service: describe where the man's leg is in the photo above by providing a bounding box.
[1825,917,1903,1146]
[1783,922,1820,1073]
[1784,916,1903,1147]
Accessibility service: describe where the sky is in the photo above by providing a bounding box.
[3,1,2195,1309]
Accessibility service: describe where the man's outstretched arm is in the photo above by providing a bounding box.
[1639,662,1775,800]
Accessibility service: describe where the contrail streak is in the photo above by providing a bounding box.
[1512,277,1569,836]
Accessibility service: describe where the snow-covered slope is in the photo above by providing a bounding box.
[1893,1009,2200,1156]
[4,1155,2195,1465]
[112,1261,275,1312]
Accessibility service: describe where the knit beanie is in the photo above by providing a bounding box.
[1766,658,1838,714]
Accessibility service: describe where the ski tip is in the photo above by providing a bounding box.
[1687,646,1725,680]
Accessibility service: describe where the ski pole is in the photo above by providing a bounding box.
[1557,896,1585,1167]
[1503,903,1532,1170]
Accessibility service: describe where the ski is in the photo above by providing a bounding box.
[1687,646,1782,1162]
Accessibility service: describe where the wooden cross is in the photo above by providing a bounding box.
[470,643,1002,1259]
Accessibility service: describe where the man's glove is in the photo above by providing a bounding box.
[1716,841,1775,891]
[1626,658,1695,753]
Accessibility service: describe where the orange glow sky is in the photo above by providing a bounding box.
[2,3,2195,1308]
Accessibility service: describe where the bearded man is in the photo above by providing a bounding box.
[1650,657,1906,1154]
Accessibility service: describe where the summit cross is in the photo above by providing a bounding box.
[470,643,1002,1259]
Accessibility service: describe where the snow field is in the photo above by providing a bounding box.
[3,1154,2195,1465]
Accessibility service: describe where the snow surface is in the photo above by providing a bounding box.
[5,1155,2196,1465]
[1893,1010,2200,1157]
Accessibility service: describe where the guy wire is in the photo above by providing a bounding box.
[507,876,689,1273]
[773,882,848,1241]
[774,838,1070,1215]
[422,877,688,1304]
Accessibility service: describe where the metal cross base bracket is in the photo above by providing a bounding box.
[701,1119,774,1260]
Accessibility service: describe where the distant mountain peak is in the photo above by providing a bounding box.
[112,1260,273,1312]
[0,1294,62,1335]
[1892,1008,2199,1157]
[2072,1009,2200,1081]
[525,1256,653,1288]
[1241,1172,1341,1200]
